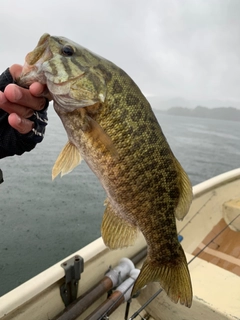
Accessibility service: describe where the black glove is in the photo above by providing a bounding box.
[24,104,48,144]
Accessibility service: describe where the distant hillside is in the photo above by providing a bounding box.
[166,106,240,121]
[147,96,240,110]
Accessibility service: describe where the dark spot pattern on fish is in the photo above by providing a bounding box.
[169,170,178,180]
[112,79,123,94]
[126,93,139,106]
[169,187,180,200]
[130,109,143,122]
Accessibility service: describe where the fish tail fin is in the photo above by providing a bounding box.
[132,247,192,308]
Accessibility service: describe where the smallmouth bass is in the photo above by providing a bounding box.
[18,33,193,307]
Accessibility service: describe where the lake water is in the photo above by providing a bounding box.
[0,107,239,296]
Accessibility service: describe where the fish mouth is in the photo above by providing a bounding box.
[23,33,52,73]
[26,33,51,66]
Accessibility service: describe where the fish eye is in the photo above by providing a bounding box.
[61,45,74,57]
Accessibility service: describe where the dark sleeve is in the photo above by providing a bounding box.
[0,68,13,92]
[0,68,48,159]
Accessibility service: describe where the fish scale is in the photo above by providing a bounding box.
[18,33,193,307]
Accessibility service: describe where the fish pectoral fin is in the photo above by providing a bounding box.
[52,141,82,180]
[132,246,192,308]
[101,201,138,249]
[86,116,118,158]
[174,159,193,220]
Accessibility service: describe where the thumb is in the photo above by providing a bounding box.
[9,64,23,80]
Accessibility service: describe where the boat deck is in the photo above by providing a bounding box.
[192,218,240,276]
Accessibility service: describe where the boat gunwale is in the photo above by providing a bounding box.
[192,168,240,199]
[0,237,107,317]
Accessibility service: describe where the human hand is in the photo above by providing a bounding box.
[0,64,49,134]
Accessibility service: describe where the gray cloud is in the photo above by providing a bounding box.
[1,0,240,106]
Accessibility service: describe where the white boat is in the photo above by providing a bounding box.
[0,168,240,320]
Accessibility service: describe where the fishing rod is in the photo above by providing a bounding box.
[52,248,147,320]
[85,270,139,320]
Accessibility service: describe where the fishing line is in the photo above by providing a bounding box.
[127,288,163,320]
[178,192,215,235]
[187,212,240,265]
[124,300,131,320]
[127,213,240,320]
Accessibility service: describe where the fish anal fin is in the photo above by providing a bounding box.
[132,247,192,308]
[101,201,138,249]
[52,141,81,180]
[174,159,193,220]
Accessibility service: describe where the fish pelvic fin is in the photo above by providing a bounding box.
[132,247,192,308]
[101,200,138,249]
[52,141,81,180]
[174,159,193,220]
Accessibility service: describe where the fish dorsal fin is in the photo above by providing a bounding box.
[101,199,138,249]
[52,141,81,180]
[85,115,118,158]
[174,159,193,220]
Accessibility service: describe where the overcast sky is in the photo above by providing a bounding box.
[1,0,240,107]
